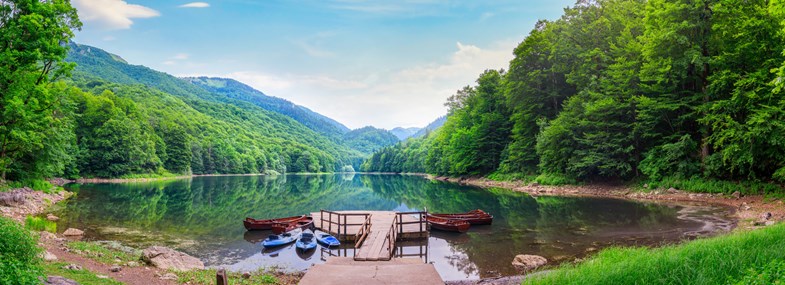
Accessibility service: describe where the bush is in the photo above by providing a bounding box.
[729,260,785,285]
[24,216,57,233]
[0,216,44,285]
[535,172,576,186]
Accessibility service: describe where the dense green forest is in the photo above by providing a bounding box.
[0,1,399,180]
[363,0,785,190]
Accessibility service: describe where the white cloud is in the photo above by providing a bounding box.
[179,2,210,8]
[72,0,160,30]
[173,53,190,60]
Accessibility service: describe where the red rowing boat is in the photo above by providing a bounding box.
[425,215,471,233]
[243,215,306,231]
[272,217,314,234]
[430,209,493,225]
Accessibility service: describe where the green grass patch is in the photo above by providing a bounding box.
[524,223,785,285]
[487,171,537,183]
[43,262,123,285]
[65,241,141,265]
[25,215,57,233]
[645,176,784,196]
[534,172,577,186]
[0,179,59,193]
[728,259,785,285]
[177,269,280,285]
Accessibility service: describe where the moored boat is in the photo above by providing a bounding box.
[314,230,340,247]
[296,229,317,251]
[425,215,471,233]
[262,228,301,248]
[243,215,306,231]
[430,209,493,225]
[272,217,314,234]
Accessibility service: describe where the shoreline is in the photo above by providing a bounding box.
[430,176,783,231]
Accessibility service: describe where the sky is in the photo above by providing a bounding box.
[71,0,574,130]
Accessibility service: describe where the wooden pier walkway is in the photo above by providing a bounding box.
[310,210,428,261]
[299,257,444,285]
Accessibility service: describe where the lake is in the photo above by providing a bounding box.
[52,174,734,281]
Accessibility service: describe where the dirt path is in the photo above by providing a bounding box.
[40,235,177,285]
[433,176,784,230]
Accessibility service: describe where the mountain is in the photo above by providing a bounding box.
[412,116,446,138]
[64,43,368,174]
[343,127,400,154]
[389,127,422,140]
[185,77,349,137]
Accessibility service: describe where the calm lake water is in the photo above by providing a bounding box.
[53,174,734,281]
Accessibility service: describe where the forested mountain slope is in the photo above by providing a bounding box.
[363,0,785,191]
[342,127,400,154]
[390,127,421,140]
[185,77,350,137]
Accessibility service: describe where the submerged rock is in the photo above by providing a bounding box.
[512,254,548,271]
[62,228,84,236]
[141,246,204,271]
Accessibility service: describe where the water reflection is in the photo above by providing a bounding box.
[54,174,733,281]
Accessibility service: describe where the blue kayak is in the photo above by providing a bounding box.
[296,229,317,251]
[315,230,340,247]
[262,229,300,248]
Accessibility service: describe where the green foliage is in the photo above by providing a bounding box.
[43,262,123,285]
[341,126,399,154]
[524,223,785,285]
[0,0,81,180]
[534,172,577,186]
[65,241,140,265]
[0,216,44,285]
[363,0,785,192]
[729,260,785,285]
[646,176,784,196]
[25,216,56,233]
[177,269,281,285]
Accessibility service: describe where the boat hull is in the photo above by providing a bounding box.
[261,230,301,248]
[431,209,493,225]
[426,215,471,233]
[272,217,314,234]
[244,215,306,231]
[315,231,340,247]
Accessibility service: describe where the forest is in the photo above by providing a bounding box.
[0,2,399,181]
[363,0,785,191]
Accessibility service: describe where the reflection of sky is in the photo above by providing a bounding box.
[393,202,418,212]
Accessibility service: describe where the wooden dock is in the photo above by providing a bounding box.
[299,257,444,285]
[311,210,428,261]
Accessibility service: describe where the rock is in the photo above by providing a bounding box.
[61,264,82,271]
[141,246,204,271]
[47,214,60,221]
[160,273,178,280]
[667,187,678,193]
[765,221,776,226]
[126,261,139,267]
[0,190,27,206]
[731,191,741,199]
[113,258,121,264]
[42,251,58,261]
[43,276,79,285]
[760,212,772,221]
[529,182,540,187]
[96,275,109,279]
[40,231,58,240]
[511,254,548,271]
[62,228,84,236]
[739,203,751,211]
[242,272,251,279]
[643,184,649,189]
[585,247,598,252]
[109,266,121,272]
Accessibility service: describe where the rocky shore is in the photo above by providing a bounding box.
[0,188,72,222]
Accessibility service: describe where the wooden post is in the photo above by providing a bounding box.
[216,269,228,285]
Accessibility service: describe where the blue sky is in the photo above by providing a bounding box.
[72,0,574,129]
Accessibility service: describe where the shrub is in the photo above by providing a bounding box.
[24,216,57,233]
[535,172,576,186]
[0,216,44,285]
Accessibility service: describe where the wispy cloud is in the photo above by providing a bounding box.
[173,53,190,60]
[179,2,210,8]
[72,0,159,30]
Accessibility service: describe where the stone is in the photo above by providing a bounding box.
[643,184,649,189]
[42,251,58,261]
[113,258,121,264]
[43,276,79,285]
[160,273,178,280]
[61,264,82,271]
[242,272,251,279]
[126,261,139,267]
[511,254,548,271]
[667,187,678,193]
[765,221,776,226]
[529,182,540,187]
[47,214,59,221]
[731,191,741,199]
[62,228,84,236]
[96,275,109,279]
[40,231,58,240]
[109,266,121,272]
[760,212,773,221]
[141,246,204,271]
[0,190,27,206]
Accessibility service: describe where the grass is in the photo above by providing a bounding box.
[644,176,785,197]
[0,179,59,193]
[523,222,785,285]
[43,262,123,285]
[728,259,785,285]
[24,215,56,233]
[65,241,141,265]
[534,172,577,186]
[177,269,282,285]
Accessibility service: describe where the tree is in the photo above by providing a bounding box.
[0,0,81,179]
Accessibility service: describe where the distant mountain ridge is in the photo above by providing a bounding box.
[389,127,422,140]
[185,77,350,137]
[412,116,446,138]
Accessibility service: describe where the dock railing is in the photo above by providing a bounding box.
[381,214,399,260]
[396,210,428,238]
[319,209,371,241]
